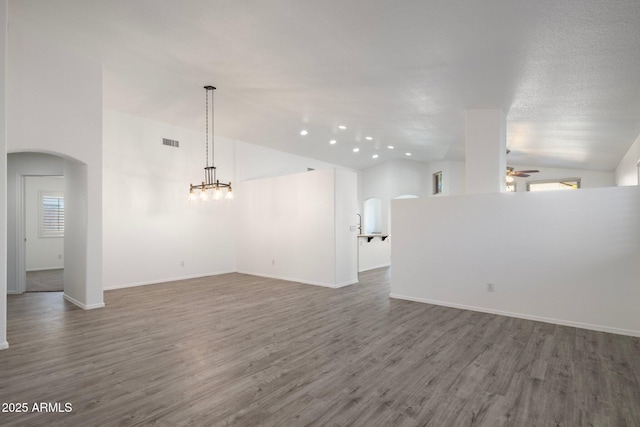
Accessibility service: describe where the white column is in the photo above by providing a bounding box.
[465,109,506,194]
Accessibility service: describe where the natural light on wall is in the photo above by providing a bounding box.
[527,179,580,192]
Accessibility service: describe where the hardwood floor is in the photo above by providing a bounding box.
[26,269,64,292]
[1,268,639,426]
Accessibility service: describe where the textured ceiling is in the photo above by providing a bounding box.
[10,0,640,171]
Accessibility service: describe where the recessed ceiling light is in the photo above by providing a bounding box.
[372,154,379,159]
[353,148,360,153]
[338,125,347,130]
[387,145,394,149]
[329,139,337,145]
[365,136,373,141]
[405,152,412,156]
[300,130,308,136]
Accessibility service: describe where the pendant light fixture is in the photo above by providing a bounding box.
[189,86,233,201]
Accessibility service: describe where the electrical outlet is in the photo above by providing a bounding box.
[272,259,275,265]
[58,254,63,259]
[181,261,185,267]
[487,283,495,292]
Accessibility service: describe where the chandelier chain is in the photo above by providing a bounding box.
[211,87,215,167]
[205,89,209,167]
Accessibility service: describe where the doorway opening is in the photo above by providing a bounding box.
[7,152,70,296]
[24,176,65,292]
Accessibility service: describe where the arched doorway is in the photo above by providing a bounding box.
[6,151,101,309]
[363,197,382,234]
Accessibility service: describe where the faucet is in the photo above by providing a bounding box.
[356,213,363,235]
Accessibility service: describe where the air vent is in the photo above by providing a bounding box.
[162,138,180,148]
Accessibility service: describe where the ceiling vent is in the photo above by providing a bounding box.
[162,138,180,148]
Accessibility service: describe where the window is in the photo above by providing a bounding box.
[39,191,64,237]
[527,178,580,192]
[433,171,443,194]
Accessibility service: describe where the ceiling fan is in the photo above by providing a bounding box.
[506,166,539,178]
[505,149,539,182]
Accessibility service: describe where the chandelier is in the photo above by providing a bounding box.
[189,85,233,201]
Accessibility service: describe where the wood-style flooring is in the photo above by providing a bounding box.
[1,268,639,426]
[26,269,64,292]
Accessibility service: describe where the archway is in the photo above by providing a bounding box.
[6,151,101,309]
[363,197,382,234]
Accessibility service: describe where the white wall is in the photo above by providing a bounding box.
[615,134,640,186]
[358,237,390,272]
[235,140,342,182]
[235,168,358,287]
[360,159,437,271]
[25,176,64,271]
[102,109,236,289]
[0,0,7,349]
[423,160,466,196]
[63,160,90,306]
[8,25,103,309]
[386,159,428,198]
[509,164,615,191]
[465,110,506,194]
[362,159,432,234]
[334,169,358,286]
[362,162,392,235]
[391,186,640,336]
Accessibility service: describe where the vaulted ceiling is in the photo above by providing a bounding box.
[10,0,640,171]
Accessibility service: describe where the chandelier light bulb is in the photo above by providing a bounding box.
[213,186,222,200]
[226,188,234,200]
[200,188,208,201]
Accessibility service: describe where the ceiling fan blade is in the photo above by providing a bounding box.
[512,173,530,177]
[514,170,539,174]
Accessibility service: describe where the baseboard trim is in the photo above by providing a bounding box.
[0,341,8,350]
[103,270,357,293]
[358,263,391,273]
[235,270,352,289]
[63,294,105,310]
[389,293,640,338]
[334,279,359,288]
[103,270,237,291]
[26,267,64,272]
